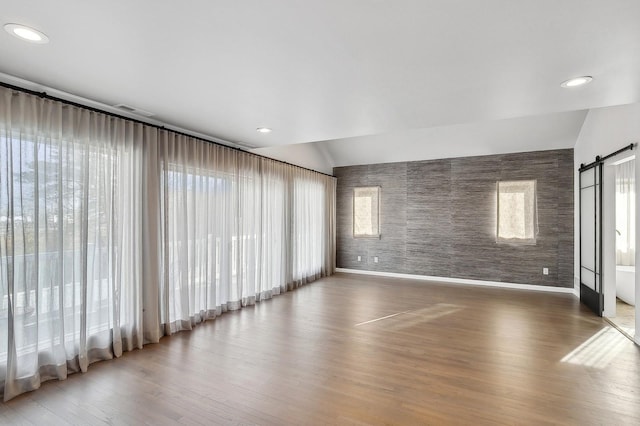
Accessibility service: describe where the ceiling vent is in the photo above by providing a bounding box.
[114,103,155,117]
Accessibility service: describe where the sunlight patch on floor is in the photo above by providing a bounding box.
[561,327,630,369]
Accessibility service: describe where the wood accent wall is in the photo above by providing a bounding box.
[334,149,574,287]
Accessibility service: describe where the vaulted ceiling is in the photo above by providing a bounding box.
[1,1,639,173]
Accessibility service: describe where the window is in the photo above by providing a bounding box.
[293,178,326,279]
[615,159,635,266]
[353,186,380,238]
[0,134,120,367]
[1,87,336,401]
[497,180,537,243]
[161,167,235,325]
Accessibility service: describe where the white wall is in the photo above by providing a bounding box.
[574,104,640,166]
[250,143,334,175]
[573,102,640,342]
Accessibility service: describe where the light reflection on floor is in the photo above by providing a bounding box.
[561,326,630,369]
[354,303,463,330]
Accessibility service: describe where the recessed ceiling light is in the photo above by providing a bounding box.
[4,23,49,44]
[256,127,272,133]
[560,76,593,88]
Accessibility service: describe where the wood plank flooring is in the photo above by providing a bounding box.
[607,298,636,337]
[2,272,640,425]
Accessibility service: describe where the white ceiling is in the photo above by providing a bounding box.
[253,110,589,172]
[1,0,639,172]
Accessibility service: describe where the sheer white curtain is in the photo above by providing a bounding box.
[0,86,335,401]
[292,171,332,285]
[158,134,335,333]
[615,159,635,266]
[0,89,148,400]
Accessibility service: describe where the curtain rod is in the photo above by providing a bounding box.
[579,143,636,172]
[0,81,335,179]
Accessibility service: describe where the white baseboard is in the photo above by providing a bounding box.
[336,268,577,295]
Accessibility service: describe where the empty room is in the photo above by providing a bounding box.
[1,1,640,424]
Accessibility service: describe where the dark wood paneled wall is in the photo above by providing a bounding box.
[334,149,574,287]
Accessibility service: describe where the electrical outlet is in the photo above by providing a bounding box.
[543,267,549,275]
[374,256,379,263]
[357,255,362,262]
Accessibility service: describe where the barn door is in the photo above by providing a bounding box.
[579,162,603,316]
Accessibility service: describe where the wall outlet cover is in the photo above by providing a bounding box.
[543,268,549,275]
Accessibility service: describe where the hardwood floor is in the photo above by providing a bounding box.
[2,272,640,425]
[607,298,636,338]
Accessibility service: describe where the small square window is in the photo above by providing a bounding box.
[353,186,380,238]
[497,180,537,243]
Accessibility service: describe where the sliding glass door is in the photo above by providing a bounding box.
[579,163,603,316]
